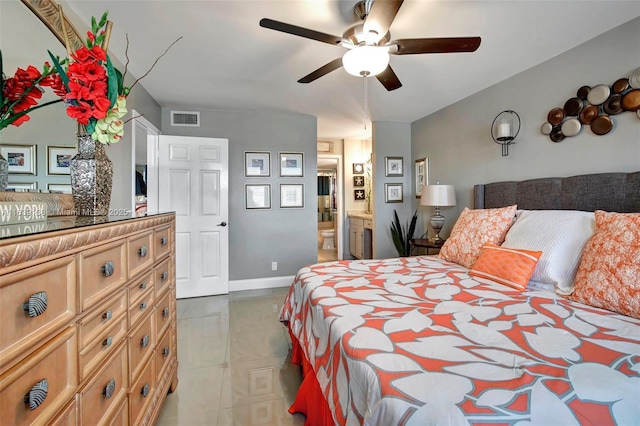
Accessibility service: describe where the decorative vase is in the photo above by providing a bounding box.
[0,132,8,191]
[70,132,113,216]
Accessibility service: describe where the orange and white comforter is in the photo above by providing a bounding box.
[280,256,640,425]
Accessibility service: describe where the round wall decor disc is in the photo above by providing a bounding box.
[590,115,613,136]
[587,85,610,105]
[612,78,629,94]
[561,118,581,137]
[576,86,591,100]
[629,67,640,89]
[621,89,640,111]
[603,94,623,115]
[547,108,565,125]
[540,122,553,135]
[579,105,598,124]
[564,97,583,116]
[550,127,565,142]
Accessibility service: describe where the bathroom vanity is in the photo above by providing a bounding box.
[348,212,373,259]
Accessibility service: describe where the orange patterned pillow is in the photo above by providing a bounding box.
[469,244,542,291]
[439,205,517,268]
[568,211,640,319]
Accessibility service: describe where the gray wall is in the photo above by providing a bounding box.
[412,17,640,237]
[161,107,318,280]
[373,121,412,259]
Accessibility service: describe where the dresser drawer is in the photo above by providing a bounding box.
[129,355,155,426]
[78,340,128,426]
[79,239,127,312]
[155,257,172,298]
[129,283,155,329]
[128,270,154,309]
[0,327,77,426]
[79,315,128,382]
[0,256,76,373]
[154,225,172,261]
[155,326,174,383]
[105,397,128,426]
[129,310,155,383]
[155,289,173,338]
[78,290,127,351]
[50,399,77,426]
[128,231,154,279]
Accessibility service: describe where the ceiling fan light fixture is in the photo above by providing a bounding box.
[342,46,390,77]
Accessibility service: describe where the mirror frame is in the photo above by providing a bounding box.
[20,0,84,51]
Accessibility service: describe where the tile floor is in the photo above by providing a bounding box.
[156,288,305,426]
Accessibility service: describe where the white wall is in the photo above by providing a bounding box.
[412,17,640,237]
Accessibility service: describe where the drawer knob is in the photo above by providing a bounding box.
[161,271,168,281]
[160,236,168,246]
[139,301,147,311]
[24,378,48,410]
[102,310,112,321]
[102,336,113,348]
[101,261,115,277]
[141,383,150,398]
[23,291,48,318]
[162,307,170,317]
[103,379,116,399]
[138,245,148,257]
[141,334,150,348]
[139,282,147,290]
[163,346,170,357]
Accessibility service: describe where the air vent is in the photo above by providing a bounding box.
[170,111,200,127]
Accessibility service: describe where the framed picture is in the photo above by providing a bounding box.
[385,183,403,203]
[280,184,304,208]
[47,146,76,175]
[1,144,36,175]
[415,157,428,198]
[385,156,403,177]
[353,175,365,187]
[47,183,72,194]
[245,151,270,177]
[279,152,303,177]
[354,189,365,200]
[6,182,37,191]
[245,184,271,209]
[352,163,364,175]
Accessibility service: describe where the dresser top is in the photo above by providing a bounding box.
[0,212,174,241]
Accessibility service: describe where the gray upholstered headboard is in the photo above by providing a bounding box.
[474,171,640,212]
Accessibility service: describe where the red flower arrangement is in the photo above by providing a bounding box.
[0,53,66,129]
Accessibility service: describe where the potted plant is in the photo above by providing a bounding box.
[390,209,418,257]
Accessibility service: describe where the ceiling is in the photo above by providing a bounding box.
[61,0,640,139]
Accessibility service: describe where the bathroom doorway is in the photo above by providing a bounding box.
[317,155,343,263]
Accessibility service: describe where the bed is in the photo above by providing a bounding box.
[280,171,640,426]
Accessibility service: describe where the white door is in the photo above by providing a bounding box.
[159,135,229,298]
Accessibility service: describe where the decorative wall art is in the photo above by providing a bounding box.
[354,189,365,200]
[245,184,271,209]
[541,67,640,142]
[352,163,364,174]
[47,183,72,194]
[0,145,36,175]
[415,158,428,198]
[279,152,303,177]
[280,184,304,208]
[353,176,365,187]
[385,157,403,177]
[385,183,403,203]
[47,146,76,175]
[245,152,271,177]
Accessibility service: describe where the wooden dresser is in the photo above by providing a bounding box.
[0,213,178,425]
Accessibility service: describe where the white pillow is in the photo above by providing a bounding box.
[501,210,595,294]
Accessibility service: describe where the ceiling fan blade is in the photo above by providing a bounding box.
[298,58,344,84]
[260,18,343,46]
[363,0,404,44]
[376,65,402,91]
[391,37,481,55]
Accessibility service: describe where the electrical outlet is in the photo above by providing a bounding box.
[271,261,278,271]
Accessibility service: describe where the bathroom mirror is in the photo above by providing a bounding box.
[0,0,79,193]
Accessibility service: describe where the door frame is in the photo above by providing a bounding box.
[130,110,160,214]
[318,154,344,260]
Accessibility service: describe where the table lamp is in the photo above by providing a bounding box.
[420,183,456,243]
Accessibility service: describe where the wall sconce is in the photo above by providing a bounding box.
[491,110,521,156]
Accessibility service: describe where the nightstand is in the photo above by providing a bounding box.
[410,238,446,255]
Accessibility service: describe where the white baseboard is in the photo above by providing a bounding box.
[229,275,295,292]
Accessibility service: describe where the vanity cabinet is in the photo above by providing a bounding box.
[349,217,373,259]
[0,213,177,426]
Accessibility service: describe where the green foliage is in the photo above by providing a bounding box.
[390,209,418,257]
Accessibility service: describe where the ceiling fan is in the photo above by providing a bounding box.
[260,0,481,91]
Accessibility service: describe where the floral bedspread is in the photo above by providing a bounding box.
[280,256,640,426]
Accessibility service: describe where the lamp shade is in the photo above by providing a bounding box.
[420,184,456,207]
[342,46,390,77]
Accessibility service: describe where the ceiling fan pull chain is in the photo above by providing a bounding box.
[363,77,370,130]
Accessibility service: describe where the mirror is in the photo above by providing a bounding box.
[0,1,78,193]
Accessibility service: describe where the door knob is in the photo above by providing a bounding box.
[217,221,227,227]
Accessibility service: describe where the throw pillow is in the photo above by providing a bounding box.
[470,244,542,291]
